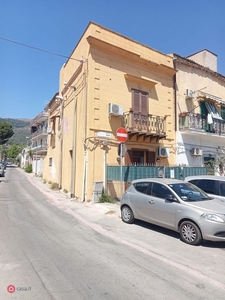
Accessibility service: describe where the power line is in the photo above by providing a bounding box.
[0,36,81,62]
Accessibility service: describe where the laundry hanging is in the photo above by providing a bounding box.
[207,113,213,124]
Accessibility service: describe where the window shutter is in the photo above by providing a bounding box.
[132,91,140,113]
[199,101,207,115]
[132,90,149,114]
[141,93,148,115]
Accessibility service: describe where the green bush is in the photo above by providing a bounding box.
[24,164,32,173]
[99,188,115,203]
[51,182,59,190]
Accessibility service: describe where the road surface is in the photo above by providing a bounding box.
[0,166,225,299]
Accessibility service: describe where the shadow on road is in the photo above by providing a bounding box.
[133,220,225,248]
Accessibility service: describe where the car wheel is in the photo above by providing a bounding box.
[180,221,202,245]
[121,205,134,224]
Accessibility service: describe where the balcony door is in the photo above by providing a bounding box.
[125,150,156,165]
[132,90,148,114]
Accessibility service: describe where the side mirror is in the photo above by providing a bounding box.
[165,194,177,202]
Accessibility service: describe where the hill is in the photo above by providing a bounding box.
[0,118,31,146]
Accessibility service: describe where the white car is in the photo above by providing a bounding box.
[185,175,225,202]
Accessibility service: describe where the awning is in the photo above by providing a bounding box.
[205,102,222,120]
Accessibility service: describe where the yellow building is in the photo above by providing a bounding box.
[43,22,176,200]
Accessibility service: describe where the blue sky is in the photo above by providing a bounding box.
[1,0,225,119]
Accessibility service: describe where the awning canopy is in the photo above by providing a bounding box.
[205,102,223,120]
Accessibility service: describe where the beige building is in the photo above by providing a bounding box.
[43,22,176,200]
[174,50,225,174]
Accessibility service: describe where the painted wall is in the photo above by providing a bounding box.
[46,22,177,200]
[175,56,225,170]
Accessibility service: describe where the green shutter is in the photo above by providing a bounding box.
[199,101,207,115]
[221,106,225,120]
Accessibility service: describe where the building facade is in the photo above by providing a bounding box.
[174,50,225,174]
[43,22,177,200]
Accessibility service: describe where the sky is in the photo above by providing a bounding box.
[1,0,225,119]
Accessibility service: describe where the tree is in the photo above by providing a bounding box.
[8,144,22,159]
[0,121,14,145]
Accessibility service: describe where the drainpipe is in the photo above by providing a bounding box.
[82,59,88,202]
[173,57,177,132]
[56,95,64,189]
[70,87,77,198]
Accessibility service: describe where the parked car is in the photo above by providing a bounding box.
[120,178,225,245]
[0,163,5,177]
[185,175,225,201]
[0,161,7,169]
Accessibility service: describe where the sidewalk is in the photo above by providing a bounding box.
[20,169,121,221]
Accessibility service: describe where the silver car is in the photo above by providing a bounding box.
[120,178,225,245]
[0,163,5,177]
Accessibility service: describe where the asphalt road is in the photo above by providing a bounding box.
[0,166,225,300]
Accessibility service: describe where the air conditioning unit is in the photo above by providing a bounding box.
[158,147,170,158]
[192,148,203,156]
[108,103,124,116]
[186,89,195,99]
[47,127,52,134]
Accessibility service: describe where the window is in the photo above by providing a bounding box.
[125,150,156,165]
[189,179,215,194]
[133,151,144,164]
[221,106,225,120]
[200,101,222,120]
[49,158,52,166]
[219,182,225,196]
[132,90,148,114]
[133,182,151,195]
[151,183,173,199]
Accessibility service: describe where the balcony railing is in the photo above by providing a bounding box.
[31,144,47,153]
[31,128,48,139]
[30,112,48,126]
[123,111,166,138]
[179,113,225,136]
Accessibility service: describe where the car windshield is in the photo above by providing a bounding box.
[168,182,212,202]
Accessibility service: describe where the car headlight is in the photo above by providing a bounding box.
[201,213,224,223]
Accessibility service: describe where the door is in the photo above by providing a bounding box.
[125,150,156,165]
[146,182,178,230]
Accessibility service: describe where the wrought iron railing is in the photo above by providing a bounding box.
[123,111,166,136]
[30,112,48,126]
[31,128,48,138]
[31,144,48,153]
[179,113,225,136]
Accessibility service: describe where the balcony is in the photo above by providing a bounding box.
[31,128,48,139]
[31,144,47,155]
[30,112,48,126]
[179,113,225,136]
[123,111,166,140]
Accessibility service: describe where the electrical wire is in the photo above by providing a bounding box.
[0,36,81,62]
